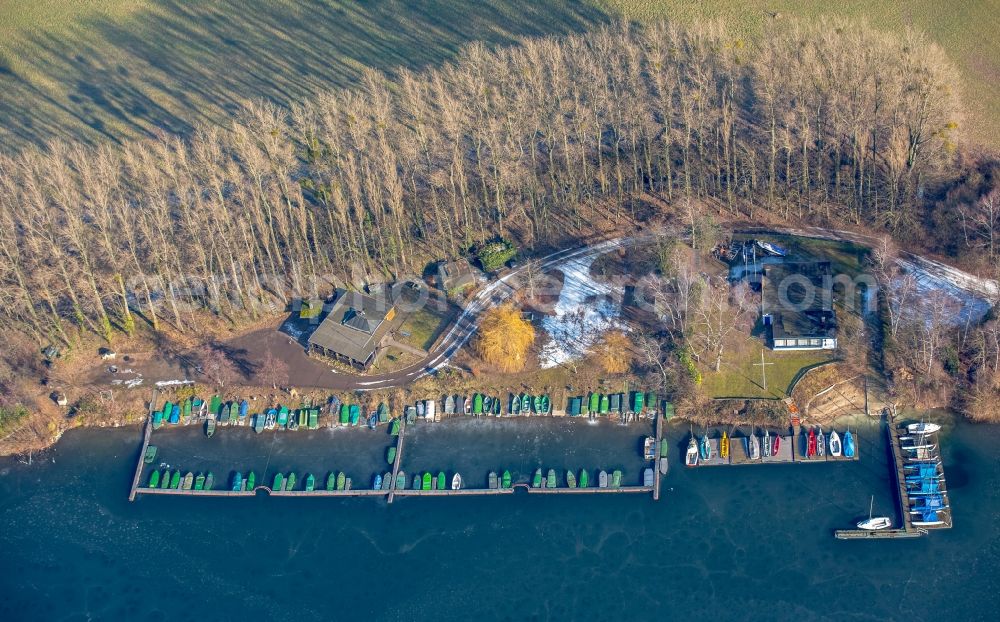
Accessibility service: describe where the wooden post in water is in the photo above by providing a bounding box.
[128,388,158,502]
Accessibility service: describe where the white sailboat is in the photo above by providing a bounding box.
[907,422,941,435]
[829,430,842,457]
[762,429,772,458]
[857,495,892,530]
[748,430,761,460]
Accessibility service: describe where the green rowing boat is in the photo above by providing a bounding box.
[473,394,483,414]
[413,474,422,489]
[286,472,297,491]
[532,468,542,488]
[396,471,406,490]
[599,394,610,414]
[579,469,589,488]
[247,471,256,489]
[305,473,315,491]
[566,471,577,488]
[337,472,346,491]
[521,394,531,412]
[437,472,446,490]
[546,469,556,488]
[502,470,512,488]
[160,470,172,489]
[390,419,400,436]
[273,473,285,491]
[589,392,599,413]
[144,446,157,464]
[182,471,194,490]
[387,446,397,464]
[326,472,336,491]
[205,472,214,490]
[194,473,205,490]
[611,470,622,488]
[169,471,181,489]
[340,404,349,425]
[148,470,161,488]
[422,472,432,490]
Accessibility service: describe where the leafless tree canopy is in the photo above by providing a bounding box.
[0,19,965,345]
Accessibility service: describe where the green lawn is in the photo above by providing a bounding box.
[700,334,835,399]
[0,1,996,152]
[395,307,450,352]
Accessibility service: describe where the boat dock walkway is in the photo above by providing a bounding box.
[691,432,859,467]
[653,411,664,500]
[835,417,951,540]
[128,388,157,502]
[135,484,653,499]
[387,416,406,504]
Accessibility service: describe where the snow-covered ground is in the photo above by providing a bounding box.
[538,253,625,369]
[896,256,995,325]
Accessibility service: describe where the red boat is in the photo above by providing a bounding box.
[772,434,781,455]
[807,428,817,457]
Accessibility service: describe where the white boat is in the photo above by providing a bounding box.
[451,473,462,490]
[425,400,437,422]
[748,433,761,460]
[817,427,826,457]
[857,496,892,530]
[685,437,699,467]
[907,422,941,435]
[762,429,772,458]
[829,430,842,457]
[444,395,455,415]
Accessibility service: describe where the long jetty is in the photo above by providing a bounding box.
[387,417,406,504]
[128,388,157,502]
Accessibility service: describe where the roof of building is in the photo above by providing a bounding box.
[763,262,838,339]
[307,289,396,364]
[436,259,480,289]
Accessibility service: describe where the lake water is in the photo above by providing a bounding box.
[1,415,997,621]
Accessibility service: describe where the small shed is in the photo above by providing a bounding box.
[435,259,481,292]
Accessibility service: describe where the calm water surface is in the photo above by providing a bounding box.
[1,416,997,621]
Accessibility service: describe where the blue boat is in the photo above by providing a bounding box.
[232,472,243,491]
[699,434,711,460]
[373,473,383,489]
[368,413,377,430]
[168,404,180,424]
[843,430,855,458]
[239,400,249,419]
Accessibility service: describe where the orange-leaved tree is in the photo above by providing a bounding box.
[476,304,535,373]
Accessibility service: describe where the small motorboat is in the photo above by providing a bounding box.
[452,473,462,490]
[857,495,891,530]
[598,470,608,488]
[699,433,712,460]
[566,471,577,488]
[488,471,498,489]
[772,434,780,456]
[373,473,383,490]
[907,422,941,435]
[416,401,425,417]
[829,430,842,457]
[685,436,699,467]
[643,468,654,487]
[763,429,772,458]
[368,413,377,430]
[532,468,542,488]
[720,431,729,460]
[844,429,856,458]
[205,418,216,438]
[817,427,826,457]
[445,395,455,415]
[807,428,817,457]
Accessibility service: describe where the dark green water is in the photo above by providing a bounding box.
[1,417,998,621]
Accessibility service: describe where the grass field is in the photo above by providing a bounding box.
[699,333,835,399]
[396,307,450,352]
[0,1,996,151]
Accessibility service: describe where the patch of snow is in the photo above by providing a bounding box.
[125,379,144,388]
[154,379,190,387]
[896,257,993,325]
[281,322,306,340]
[538,253,625,368]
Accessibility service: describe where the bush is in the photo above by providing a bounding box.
[0,404,29,435]
[476,239,517,272]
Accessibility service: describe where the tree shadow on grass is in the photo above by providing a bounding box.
[0,0,612,151]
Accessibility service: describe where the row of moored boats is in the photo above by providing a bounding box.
[685,426,856,466]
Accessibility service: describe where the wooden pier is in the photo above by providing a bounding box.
[387,417,406,504]
[690,431,858,467]
[128,388,157,502]
[834,528,924,540]
[888,422,916,532]
[653,411,663,500]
